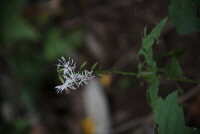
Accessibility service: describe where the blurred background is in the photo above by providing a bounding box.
[1,0,200,134]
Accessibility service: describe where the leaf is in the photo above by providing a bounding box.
[169,0,200,34]
[64,29,84,48]
[147,78,159,109]
[58,73,65,84]
[96,72,103,76]
[169,56,182,77]
[57,63,61,72]
[91,62,98,71]
[0,0,39,46]
[43,28,69,61]
[43,28,84,61]
[80,61,87,71]
[155,91,200,134]
[138,18,168,73]
[141,17,168,51]
[177,86,184,95]
[155,48,186,60]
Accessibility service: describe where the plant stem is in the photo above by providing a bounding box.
[94,70,200,84]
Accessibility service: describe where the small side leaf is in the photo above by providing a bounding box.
[57,63,60,72]
[91,62,98,71]
[147,78,159,109]
[169,56,182,77]
[177,86,184,95]
[80,61,87,71]
[58,73,65,84]
[96,72,103,76]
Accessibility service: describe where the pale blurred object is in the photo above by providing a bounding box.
[83,78,111,134]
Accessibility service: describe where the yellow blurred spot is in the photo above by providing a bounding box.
[81,117,95,134]
[100,74,112,88]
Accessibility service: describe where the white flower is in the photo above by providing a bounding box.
[55,82,71,94]
[55,57,95,94]
[55,77,78,94]
[57,57,76,74]
[79,70,95,86]
[65,70,81,82]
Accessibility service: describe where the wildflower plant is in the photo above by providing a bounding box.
[55,57,95,94]
[55,1,200,132]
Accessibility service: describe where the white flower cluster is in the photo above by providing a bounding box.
[55,57,94,94]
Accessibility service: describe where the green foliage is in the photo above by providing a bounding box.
[80,61,87,71]
[169,0,200,34]
[138,16,200,133]
[155,91,200,134]
[43,28,69,61]
[43,28,84,61]
[168,56,182,77]
[155,48,186,59]
[96,72,104,76]
[0,0,39,46]
[147,78,159,109]
[138,17,168,75]
[91,62,98,71]
[0,119,29,134]
[58,73,65,84]
[138,18,168,109]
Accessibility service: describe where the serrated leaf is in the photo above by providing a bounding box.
[91,62,98,71]
[141,17,168,51]
[169,0,200,34]
[138,18,168,73]
[169,56,182,77]
[80,62,87,71]
[155,91,200,134]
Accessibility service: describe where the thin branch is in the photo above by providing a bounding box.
[94,70,200,84]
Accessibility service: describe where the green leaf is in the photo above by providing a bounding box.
[64,29,84,48]
[43,28,84,61]
[169,0,200,34]
[80,61,87,71]
[91,62,98,71]
[155,48,186,60]
[0,0,39,46]
[155,91,200,134]
[43,28,69,61]
[96,72,103,76]
[147,78,159,109]
[138,18,168,74]
[141,17,168,51]
[57,63,61,72]
[99,66,103,70]
[58,73,65,84]
[169,56,182,77]
[177,86,184,95]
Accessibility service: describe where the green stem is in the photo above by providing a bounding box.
[94,70,200,84]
